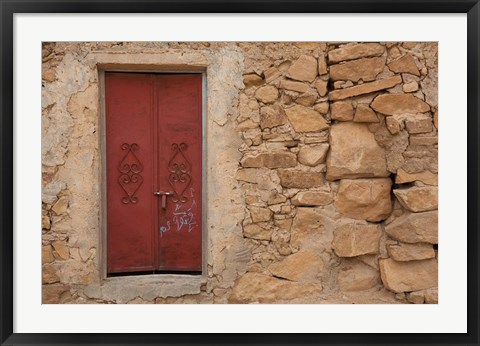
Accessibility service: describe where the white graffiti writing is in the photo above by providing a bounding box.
[159,198,197,236]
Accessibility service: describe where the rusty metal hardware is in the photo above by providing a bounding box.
[154,191,173,209]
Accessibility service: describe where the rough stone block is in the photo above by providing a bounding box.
[335,178,392,222]
[268,251,324,282]
[327,122,389,180]
[371,94,430,115]
[388,53,420,76]
[260,105,288,129]
[249,207,273,223]
[240,151,297,169]
[297,144,329,166]
[328,43,385,64]
[338,262,381,291]
[290,207,334,251]
[330,56,386,82]
[405,116,433,134]
[353,104,379,123]
[395,168,437,185]
[379,258,438,293]
[254,85,279,104]
[332,223,383,257]
[279,79,309,93]
[284,105,329,133]
[385,211,438,244]
[393,186,438,212]
[278,169,324,189]
[291,190,333,206]
[228,273,322,303]
[387,242,435,261]
[286,55,318,82]
[331,101,354,121]
[329,76,402,101]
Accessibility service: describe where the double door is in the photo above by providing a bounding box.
[105,72,203,274]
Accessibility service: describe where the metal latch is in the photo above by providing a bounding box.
[154,191,173,209]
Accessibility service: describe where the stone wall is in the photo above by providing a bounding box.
[42,42,438,304]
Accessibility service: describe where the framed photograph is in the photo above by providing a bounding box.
[1,1,478,345]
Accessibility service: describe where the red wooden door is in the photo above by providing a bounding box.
[105,72,202,274]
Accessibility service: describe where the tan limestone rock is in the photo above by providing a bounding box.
[42,212,51,230]
[42,68,57,82]
[371,94,430,115]
[353,104,379,123]
[403,81,419,93]
[243,223,272,241]
[42,245,55,264]
[250,207,273,223]
[331,101,354,121]
[379,258,438,293]
[284,105,329,132]
[290,207,334,251]
[278,169,324,189]
[338,262,381,291]
[330,57,386,82]
[326,122,389,180]
[405,116,433,134]
[314,102,329,115]
[51,196,69,216]
[388,54,420,76]
[228,273,322,303]
[291,191,333,206]
[240,151,296,168]
[296,93,317,107]
[243,73,264,88]
[297,144,329,166]
[332,223,383,257]
[385,211,438,244]
[268,251,324,282]
[409,136,438,146]
[318,54,328,75]
[328,43,385,64]
[259,105,288,129]
[329,75,402,101]
[264,66,282,83]
[286,55,318,82]
[254,85,279,104]
[315,79,328,97]
[387,242,435,261]
[42,265,60,284]
[424,287,438,304]
[386,116,402,135]
[393,186,438,212]
[434,110,438,129]
[335,178,392,222]
[396,168,438,185]
[42,283,71,304]
[279,79,309,93]
[407,291,425,304]
[52,240,70,260]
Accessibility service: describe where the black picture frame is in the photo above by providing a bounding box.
[1,1,479,345]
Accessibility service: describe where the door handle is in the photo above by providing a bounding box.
[154,191,173,209]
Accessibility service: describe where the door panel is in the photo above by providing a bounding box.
[105,72,203,274]
[106,73,156,273]
[156,75,203,271]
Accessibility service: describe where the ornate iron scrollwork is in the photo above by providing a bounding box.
[118,143,143,204]
[167,143,192,203]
